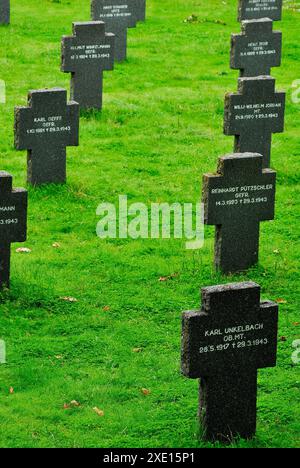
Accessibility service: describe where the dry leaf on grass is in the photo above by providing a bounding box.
[141,388,151,396]
[159,273,179,282]
[9,387,14,394]
[60,296,78,303]
[70,400,80,407]
[276,298,287,304]
[93,407,104,417]
[52,242,61,249]
[16,247,31,254]
[132,348,143,353]
[279,336,287,342]
[102,306,110,311]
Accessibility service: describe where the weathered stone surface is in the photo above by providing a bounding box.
[0,0,10,25]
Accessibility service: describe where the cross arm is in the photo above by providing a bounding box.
[202,172,225,225]
[14,106,33,150]
[61,36,76,73]
[181,310,209,379]
[65,102,80,147]
[0,189,27,244]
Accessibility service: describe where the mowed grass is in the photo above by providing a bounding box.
[0,0,299,448]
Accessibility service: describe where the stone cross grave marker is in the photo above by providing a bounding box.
[224,76,285,168]
[202,153,276,274]
[181,281,278,442]
[91,0,138,62]
[231,19,282,77]
[238,0,283,21]
[14,88,80,186]
[61,22,115,110]
[0,172,27,288]
[0,0,10,25]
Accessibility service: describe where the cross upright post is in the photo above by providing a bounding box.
[202,153,276,274]
[0,0,10,25]
[61,21,115,110]
[14,88,79,186]
[132,0,146,21]
[0,172,27,288]
[181,281,278,442]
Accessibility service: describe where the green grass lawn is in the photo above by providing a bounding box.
[0,0,299,448]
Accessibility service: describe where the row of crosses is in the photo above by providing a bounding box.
[182,0,284,443]
[1,2,147,287]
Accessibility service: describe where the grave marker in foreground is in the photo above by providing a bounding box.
[202,153,276,274]
[224,76,285,168]
[14,88,80,185]
[91,0,138,62]
[61,22,115,110]
[238,0,283,21]
[231,19,282,77]
[0,172,27,288]
[0,0,10,25]
[181,281,278,441]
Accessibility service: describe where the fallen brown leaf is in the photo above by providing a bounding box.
[60,296,78,303]
[279,336,287,342]
[16,247,31,254]
[276,298,287,304]
[93,407,104,417]
[141,388,151,396]
[70,400,80,407]
[132,348,143,353]
[52,242,61,249]
[102,306,110,311]
[9,387,14,394]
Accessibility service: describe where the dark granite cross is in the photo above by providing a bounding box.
[224,76,285,168]
[91,0,138,62]
[0,172,27,288]
[238,0,283,21]
[231,19,282,77]
[181,281,278,442]
[202,153,276,274]
[61,22,115,110]
[14,88,80,186]
[0,0,10,25]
